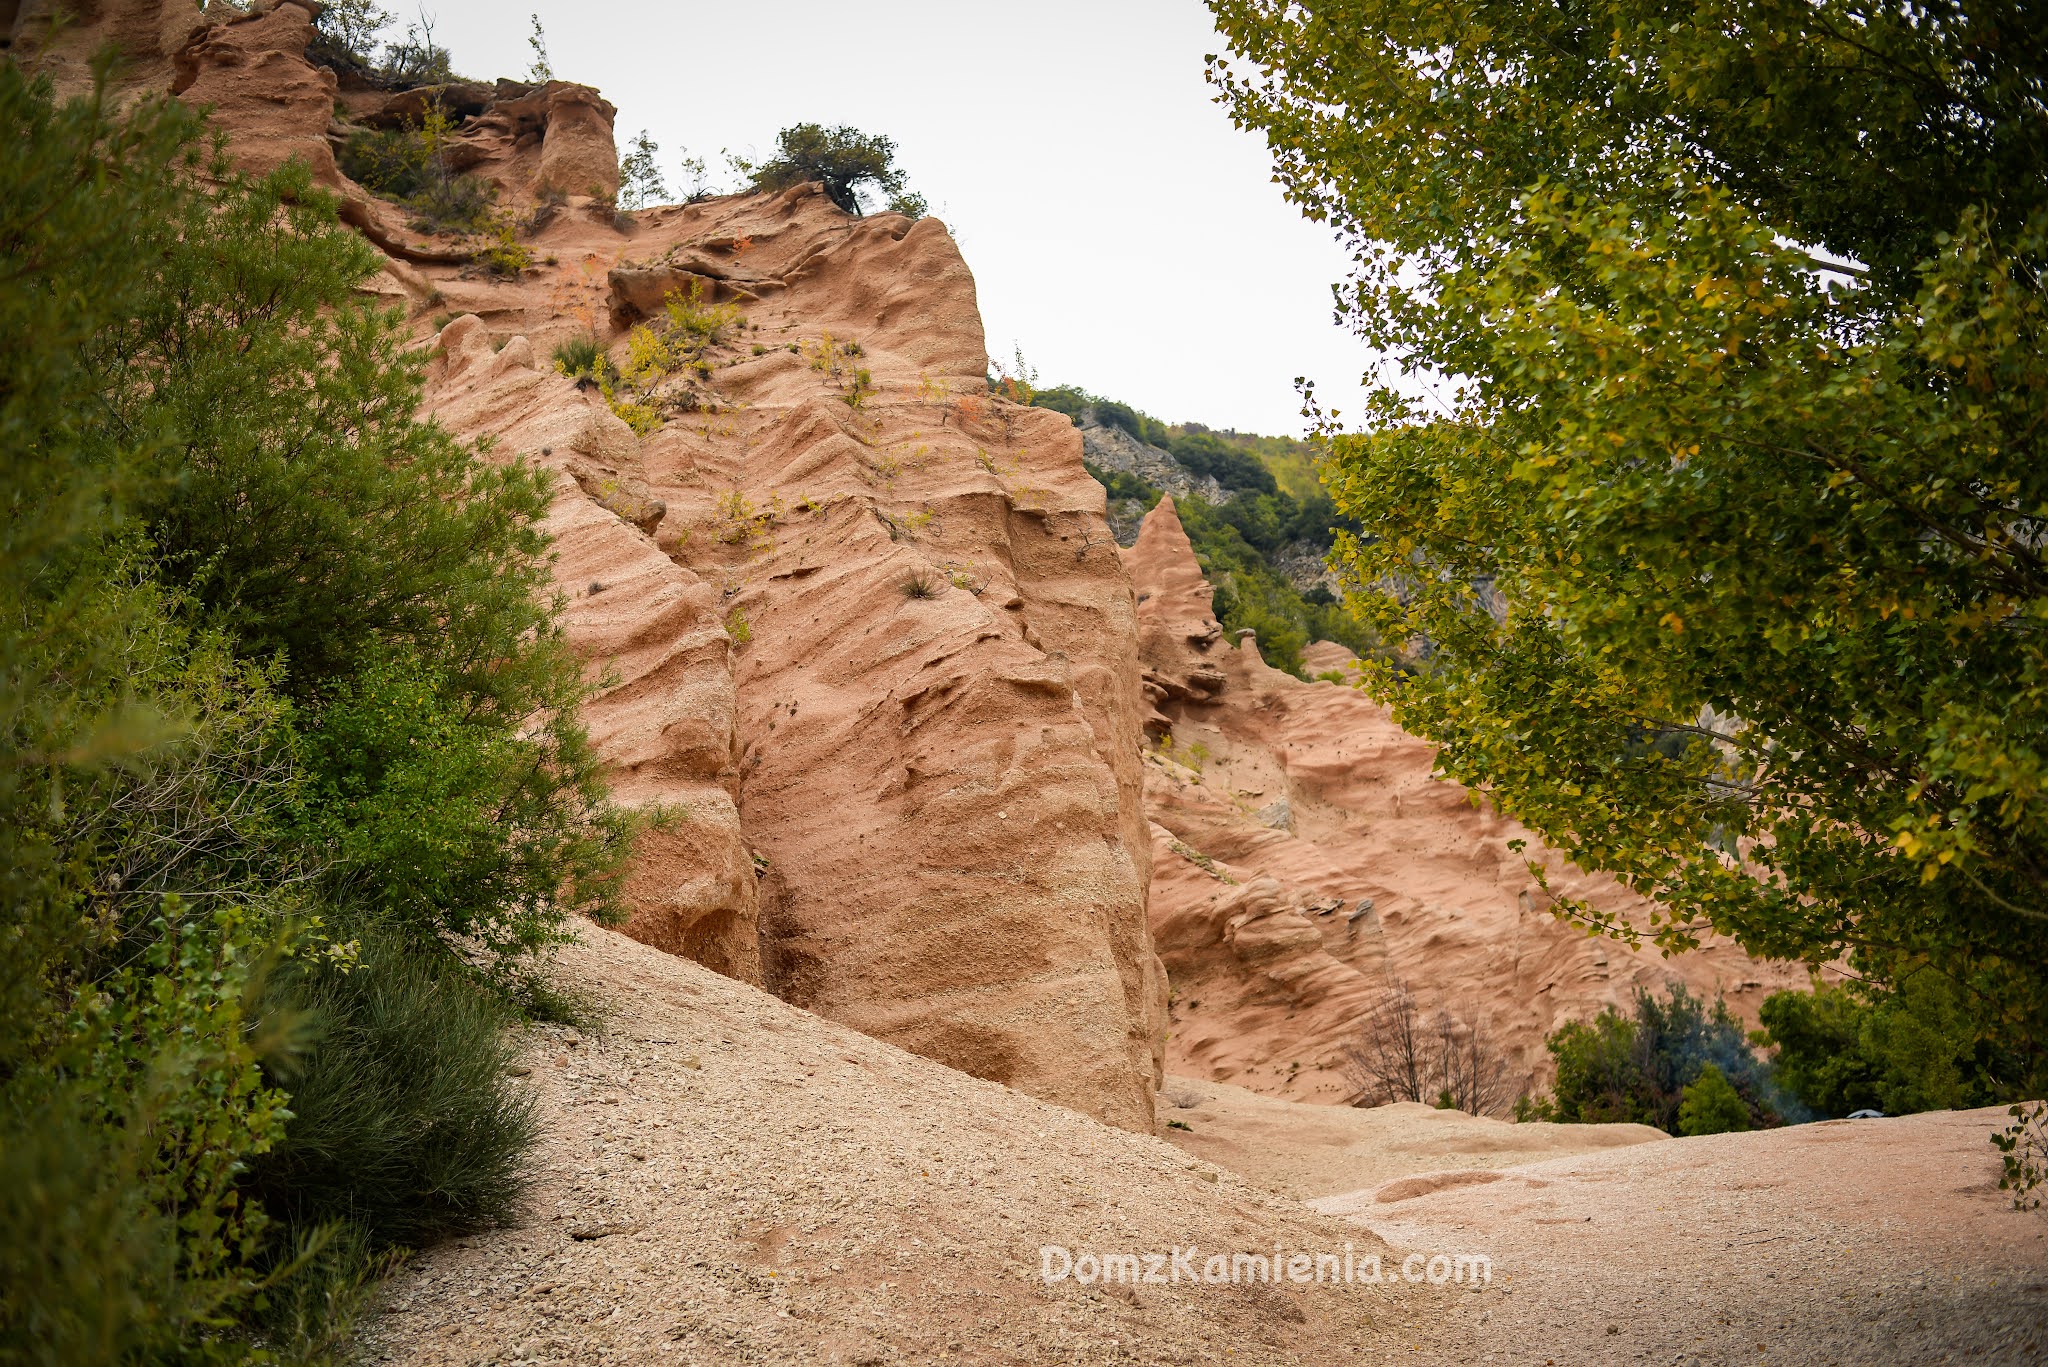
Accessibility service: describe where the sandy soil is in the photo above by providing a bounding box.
[1156,1076,1668,1199]
[357,925,1458,1366]
[1312,1109,2048,1365]
[358,928,2046,1366]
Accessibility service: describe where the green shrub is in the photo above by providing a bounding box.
[245,934,537,1251]
[0,65,628,1359]
[337,110,494,235]
[664,280,744,348]
[1677,1064,1752,1136]
[338,124,437,200]
[1517,985,1783,1131]
[0,70,304,1357]
[553,334,606,380]
[296,649,623,963]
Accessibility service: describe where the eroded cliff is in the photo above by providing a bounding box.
[1126,496,1809,1103]
[422,183,1167,1132]
[18,0,1168,1131]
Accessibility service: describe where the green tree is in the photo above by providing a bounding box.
[1208,0,2048,1088]
[101,130,632,963]
[1,65,310,1362]
[310,0,392,73]
[1519,985,1779,1129]
[619,128,667,210]
[1762,972,2000,1117]
[1678,1064,1752,1136]
[1526,1007,1649,1125]
[740,122,924,216]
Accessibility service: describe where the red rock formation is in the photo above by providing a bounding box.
[20,2,1168,1131]
[420,191,1166,1131]
[1124,497,1809,1105]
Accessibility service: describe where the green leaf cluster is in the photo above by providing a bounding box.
[1210,0,2048,1084]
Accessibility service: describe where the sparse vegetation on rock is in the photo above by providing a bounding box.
[309,0,456,89]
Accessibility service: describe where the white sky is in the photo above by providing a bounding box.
[406,0,1375,437]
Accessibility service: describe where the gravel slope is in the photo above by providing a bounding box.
[357,925,1457,1365]
[359,927,2046,1366]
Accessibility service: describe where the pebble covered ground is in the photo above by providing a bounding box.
[359,926,2045,1366]
[1314,1108,2048,1365]
[357,926,1460,1365]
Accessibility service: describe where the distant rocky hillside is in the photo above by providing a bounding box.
[1030,386,1368,678]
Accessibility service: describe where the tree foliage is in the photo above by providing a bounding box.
[1209,0,2048,1086]
[739,122,927,217]
[1677,1063,1752,1136]
[1758,973,2005,1117]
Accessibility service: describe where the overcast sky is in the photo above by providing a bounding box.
[407,0,1374,437]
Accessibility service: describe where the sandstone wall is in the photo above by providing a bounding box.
[419,190,1167,1131]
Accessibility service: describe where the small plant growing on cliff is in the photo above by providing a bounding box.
[525,12,553,81]
[944,561,991,595]
[841,367,876,410]
[724,606,752,645]
[900,568,943,600]
[552,335,609,383]
[666,282,744,347]
[803,331,851,378]
[990,343,1037,405]
[624,324,677,385]
[619,129,669,211]
[608,397,660,436]
[477,212,533,276]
